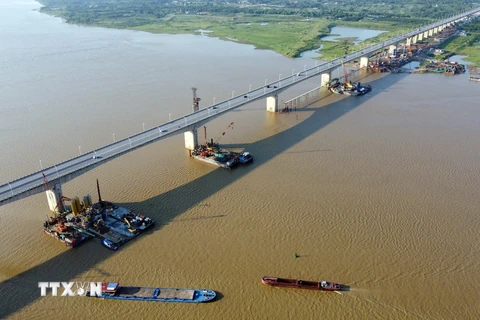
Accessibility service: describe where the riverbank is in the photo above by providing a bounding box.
[36,0,480,62]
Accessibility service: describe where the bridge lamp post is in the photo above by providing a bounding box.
[249,84,252,92]
[169,113,172,121]
[79,146,82,155]
[213,97,216,105]
[304,65,307,71]
[142,123,145,132]
[39,160,43,170]
[113,133,116,142]
[232,91,235,98]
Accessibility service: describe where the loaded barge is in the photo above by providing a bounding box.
[87,282,216,303]
[43,179,154,250]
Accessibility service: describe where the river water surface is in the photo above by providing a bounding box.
[1,1,479,319]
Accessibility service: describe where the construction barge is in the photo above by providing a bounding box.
[190,123,253,169]
[43,178,154,250]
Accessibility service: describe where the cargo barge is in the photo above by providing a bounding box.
[87,282,216,303]
[43,179,154,250]
[262,276,341,291]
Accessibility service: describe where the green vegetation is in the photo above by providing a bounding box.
[130,15,330,57]
[36,0,480,60]
[439,34,480,65]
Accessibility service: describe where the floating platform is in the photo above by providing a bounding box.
[191,154,236,169]
[87,282,216,303]
[190,143,253,169]
[43,218,91,247]
[43,201,154,250]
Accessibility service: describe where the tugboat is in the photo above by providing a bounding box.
[261,276,341,291]
[102,238,118,251]
[86,282,216,303]
[237,152,253,164]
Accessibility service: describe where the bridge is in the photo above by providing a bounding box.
[1,7,479,206]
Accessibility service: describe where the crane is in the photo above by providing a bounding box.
[42,173,50,191]
[214,122,234,144]
[192,87,201,112]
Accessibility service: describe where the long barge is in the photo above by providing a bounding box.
[87,282,216,303]
[262,276,341,291]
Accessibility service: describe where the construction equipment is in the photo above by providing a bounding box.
[214,122,234,144]
[203,126,208,146]
[192,87,201,112]
[42,173,50,191]
[342,61,348,84]
[124,218,137,233]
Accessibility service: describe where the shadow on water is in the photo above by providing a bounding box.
[0,73,407,318]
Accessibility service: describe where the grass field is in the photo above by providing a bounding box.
[131,14,331,57]
[439,34,480,65]
[38,4,480,65]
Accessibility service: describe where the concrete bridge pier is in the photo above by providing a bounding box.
[320,73,331,87]
[266,93,279,113]
[418,33,423,41]
[428,29,434,37]
[434,27,438,34]
[360,57,369,69]
[46,183,64,213]
[389,45,397,55]
[423,31,428,39]
[184,129,199,150]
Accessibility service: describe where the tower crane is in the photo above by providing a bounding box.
[192,87,201,112]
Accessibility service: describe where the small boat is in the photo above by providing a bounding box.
[86,282,216,303]
[102,238,118,251]
[469,76,480,82]
[237,152,253,164]
[262,276,341,291]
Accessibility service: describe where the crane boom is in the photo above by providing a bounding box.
[214,122,234,144]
